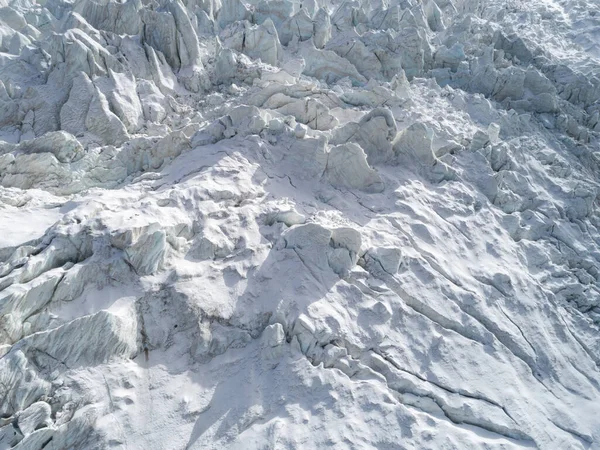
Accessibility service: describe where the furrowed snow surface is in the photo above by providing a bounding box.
[1,0,600,448]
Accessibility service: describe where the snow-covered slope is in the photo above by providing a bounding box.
[1,0,600,448]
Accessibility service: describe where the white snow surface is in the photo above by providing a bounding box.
[1,0,600,448]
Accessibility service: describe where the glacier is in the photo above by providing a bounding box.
[1,0,600,448]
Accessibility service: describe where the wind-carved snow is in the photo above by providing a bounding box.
[0,0,600,448]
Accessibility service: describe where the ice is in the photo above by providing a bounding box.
[0,0,600,447]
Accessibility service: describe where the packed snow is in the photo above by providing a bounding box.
[1,0,600,448]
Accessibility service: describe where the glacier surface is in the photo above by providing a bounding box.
[1,0,600,448]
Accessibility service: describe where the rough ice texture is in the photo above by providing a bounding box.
[0,0,600,448]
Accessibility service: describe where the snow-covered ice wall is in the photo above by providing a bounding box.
[1,0,600,447]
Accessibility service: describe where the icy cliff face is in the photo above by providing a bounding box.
[1,0,600,448]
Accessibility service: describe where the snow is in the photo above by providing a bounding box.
[0,206,61,248]
[1,0,600,448]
